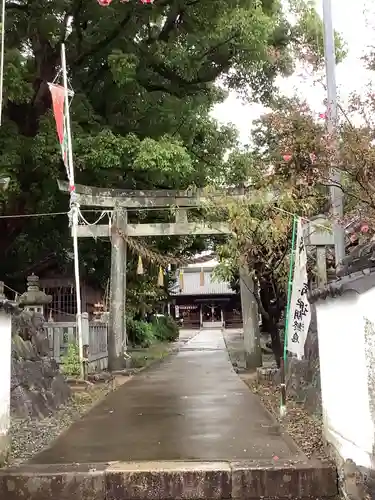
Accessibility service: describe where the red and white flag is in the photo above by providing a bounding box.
[48,83,70,180]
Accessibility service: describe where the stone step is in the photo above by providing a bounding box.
[0,459,337,499]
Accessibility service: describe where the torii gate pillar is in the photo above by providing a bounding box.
[239,266,262,369]
[108,208,127,370]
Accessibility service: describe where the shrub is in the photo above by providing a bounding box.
[152,315,179,342]
[127,317,156,347]
[127,315,179,347]
[61,342,81,377]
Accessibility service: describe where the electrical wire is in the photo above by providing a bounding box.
[3,282,20,296]
[0,209,111,219]
[0,211,68,219]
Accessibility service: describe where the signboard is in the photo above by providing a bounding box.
[287,219,311,358]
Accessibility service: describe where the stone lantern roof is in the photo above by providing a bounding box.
[18,274,52,307]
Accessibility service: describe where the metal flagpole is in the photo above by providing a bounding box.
[322,0,345,265]
[280,216,298,418]
[61,29,85,380]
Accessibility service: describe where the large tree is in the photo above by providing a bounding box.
[208,73,375,365]
[205,93,344,366]
[0,0,337,300]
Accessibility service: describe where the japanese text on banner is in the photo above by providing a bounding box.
[286,218,311,359]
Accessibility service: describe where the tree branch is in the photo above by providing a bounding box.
[156,0,200,42]
[6,2,28,10]
[253,278,270,321]
[143,32,238,90]
[74,13,133,67]
[158,4,182,42]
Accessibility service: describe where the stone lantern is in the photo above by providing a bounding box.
[18,274,52,316]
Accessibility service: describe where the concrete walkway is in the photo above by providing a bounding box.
[32,329,302,464]
[1,329,338,500]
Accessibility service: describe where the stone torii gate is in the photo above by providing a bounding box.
[58,181,259,370]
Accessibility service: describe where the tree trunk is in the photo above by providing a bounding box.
[259,277,283,368]
[269,319,282,368]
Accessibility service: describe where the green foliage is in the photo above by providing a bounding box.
[289,0,346,67]
[210,187,321,293]
[250,91,375,238]
[127,315,179,347]
[207,96,328,292]
[152,315,179,342]
[204,93,330,365]
[126,264,169,318]
[0,0,347,300]
[127,317,156,347]
[61,342,81,378]
[108,50,138,86]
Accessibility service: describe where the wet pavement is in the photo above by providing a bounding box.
[32,329,303,464]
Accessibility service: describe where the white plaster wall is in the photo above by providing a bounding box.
[316,288,375,468]
[0,310,11,441]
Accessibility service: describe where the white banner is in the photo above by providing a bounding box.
[286,218,311,359]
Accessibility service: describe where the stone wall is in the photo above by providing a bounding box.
[11,309,71,419]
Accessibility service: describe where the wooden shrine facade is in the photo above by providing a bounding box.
[170,262,242,329]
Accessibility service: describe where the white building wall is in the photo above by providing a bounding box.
[316,287,375,468]
[0,309,11,463]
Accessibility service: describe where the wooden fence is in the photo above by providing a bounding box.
[45,312,108,373]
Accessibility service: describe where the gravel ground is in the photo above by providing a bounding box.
[222,329,330,461]
[5,387,110,467]
[244,377,330,461]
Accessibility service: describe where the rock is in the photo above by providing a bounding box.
[12,335,29,360]
[22,360,48,391]
[272,368,281,385]
[11,386,35,418]
[11,336,38,361]
[286,357,311,402]
[28,389,52,418]
[51,375,71,407]
[257,367,278,383]
[23,340,38,360]
[40,357,58,378]
[10,310,71,420]
[279,306,322,416]
[304,326,320,363]
[31,331,50,356]
[87,372,112,383]
[11,358,22,390]
[341,459,368,500]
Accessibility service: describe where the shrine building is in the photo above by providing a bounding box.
[170,257,242,329]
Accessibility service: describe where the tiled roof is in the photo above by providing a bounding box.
[186,258,219,269]
[308,268,375,304]
[170,269,235,296]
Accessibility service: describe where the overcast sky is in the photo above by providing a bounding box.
[212,0,375,145]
